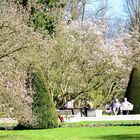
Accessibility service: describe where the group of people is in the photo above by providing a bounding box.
[64,98,93,117]
[58,97,132,122]
[106,97,133,115]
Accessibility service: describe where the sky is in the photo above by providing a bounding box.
[64,0,126,22]
[110,0,125,16]
[84,0,125,19]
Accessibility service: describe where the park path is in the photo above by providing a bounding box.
[66,115,140,122]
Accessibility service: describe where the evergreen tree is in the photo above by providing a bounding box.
[33,0,65,35]
[31,65,58,129]
[15,0,66,35]
[125,67,140,114]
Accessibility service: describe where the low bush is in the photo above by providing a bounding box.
[60,121,140,128]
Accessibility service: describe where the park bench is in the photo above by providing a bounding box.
[73,109,81,117]
[73,108,103,117]
[57,109,75,122]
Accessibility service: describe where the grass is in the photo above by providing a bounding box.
[0,126,140,140]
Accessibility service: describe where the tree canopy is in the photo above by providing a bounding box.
[1,0,140,125]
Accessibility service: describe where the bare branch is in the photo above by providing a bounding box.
[0,46,28,60]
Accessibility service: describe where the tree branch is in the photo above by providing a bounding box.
[0,46,28,61]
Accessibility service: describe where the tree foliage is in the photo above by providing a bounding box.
[45,21,131,108]
[2,0,140,125]
[15,0,66,35]
[0,3,50,126]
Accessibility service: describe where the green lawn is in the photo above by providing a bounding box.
[0,126,140,140]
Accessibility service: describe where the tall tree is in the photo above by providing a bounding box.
[0,3,51,126]
[45,21,130,108]
[124,0,140,31]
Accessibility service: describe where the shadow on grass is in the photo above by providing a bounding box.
[84,134,140,140]
[0,135,29,140]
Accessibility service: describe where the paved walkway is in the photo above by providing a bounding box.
[65,115,140,122]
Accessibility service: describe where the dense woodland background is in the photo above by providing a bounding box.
[1,0,140,127]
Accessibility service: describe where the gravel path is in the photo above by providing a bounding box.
[65,115,140,122]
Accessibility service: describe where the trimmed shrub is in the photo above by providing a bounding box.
[125,67,140,114]
[31,65,58,129]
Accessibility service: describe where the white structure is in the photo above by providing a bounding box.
[0,118,18,128]
[87,109,102,117]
